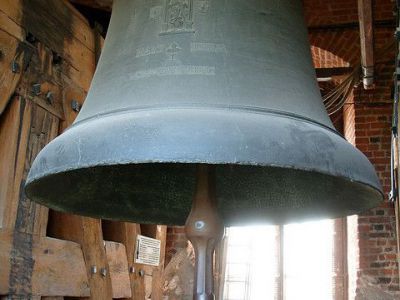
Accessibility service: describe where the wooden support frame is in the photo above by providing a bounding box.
[0,0,167,298]
[151,225,167,300]
[358,0,374,89]
[0,229,90,297]
[102,221,146,300]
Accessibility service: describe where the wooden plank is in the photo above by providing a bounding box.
[0,97,24,228]
[10,103,60,236]
[0,0,96,91]
[333,218,348,300]
[358,0,374,89]
[0,8,24,40]
[0,229,90,297]
[141,224,158,239]
[0,29,24,115]
[47,212,113,300]
[105,241,132,299]
[1,100,60,297]
[0,0,95,52]
[215,236,228,300]
[102,222,146,300]
[1,97,32,231]
[151,225,167,300]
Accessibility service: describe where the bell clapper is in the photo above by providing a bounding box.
[185,165,225,300]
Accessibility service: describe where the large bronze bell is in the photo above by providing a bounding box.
[26,0,382,298]
[26,0,382,224]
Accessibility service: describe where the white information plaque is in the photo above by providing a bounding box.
[134,234,161,266]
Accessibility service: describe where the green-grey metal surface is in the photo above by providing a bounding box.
[25,0,383,225]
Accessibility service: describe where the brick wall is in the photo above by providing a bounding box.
[308,0,399,296]
[165,0,400,297]
[351,49,399,296]
[166,226,188,264]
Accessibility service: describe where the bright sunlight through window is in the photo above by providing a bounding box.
[223,219,334,300]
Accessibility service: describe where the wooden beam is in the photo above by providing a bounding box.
[0,229,90,297]
[151,225,167,300]
[102,221,146,300]
[69,0,113,11]
[0,0,97,92]
[0,98,61,297]
[358,0,374,89]
[47,212,113,300]
[105,241,132,299]
[0,229,134,299]
[0,29,24,115]
[0,97,28,229]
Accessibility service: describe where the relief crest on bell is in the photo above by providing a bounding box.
[161,0,194,34]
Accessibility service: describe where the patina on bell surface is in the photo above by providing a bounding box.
[25,0,383,226]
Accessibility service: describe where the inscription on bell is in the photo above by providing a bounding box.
[191,42,227,54]
[131,65,215,80]
[160,0,194,35]
[136,44,165,58]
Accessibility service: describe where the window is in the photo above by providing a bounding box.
[222,219,343,300]
[223,226,279,300]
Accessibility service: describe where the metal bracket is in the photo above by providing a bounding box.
[91,265,97,274]
[71,99,82,112]
[32,83,41,96]
[100,267,107,277]
[12,39,36,74]
[45,91,54,105]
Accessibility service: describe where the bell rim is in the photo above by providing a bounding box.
[25,163,383,226]
[27,107,381,189]
[25,107,383,225]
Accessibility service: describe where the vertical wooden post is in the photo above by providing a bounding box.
[215,236,228,299]
[0,97,30,229]
[333,218,348,300]
[277,225,284,300]
[0,30,24,115]
[151,225,167,300]
[358,0,374,89]
[44,12,113,298]
[0,97,32,231]
[0,96,61,298]
[102,221,146,300]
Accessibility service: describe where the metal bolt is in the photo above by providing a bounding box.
[11,61,20,73]
[129,266,135,273]
[32,83,41,96]
[100,267,107,277]
[71,99,81,112]
[91,265,97,274]
[46,91,54,104]
[138,269,145,277]
[195,220,205,229]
